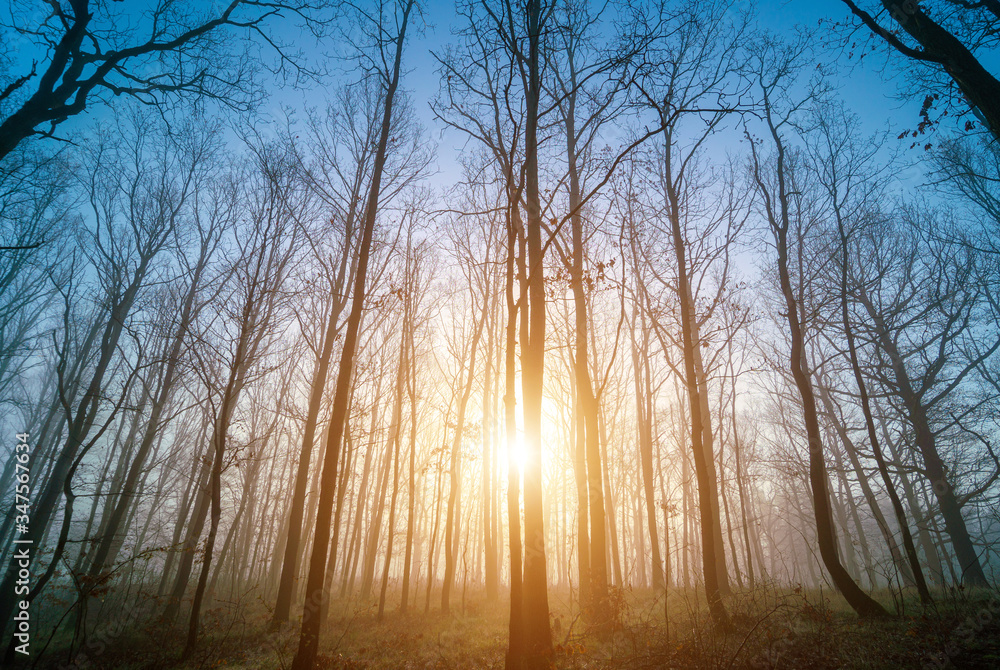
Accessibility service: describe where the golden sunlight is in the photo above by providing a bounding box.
[5,0,996,667]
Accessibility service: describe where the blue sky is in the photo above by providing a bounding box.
[2,0,966,189]
[376,0,932,192]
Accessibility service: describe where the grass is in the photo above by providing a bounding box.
[27,584,1000,669]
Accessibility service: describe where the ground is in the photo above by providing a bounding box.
[23,585,1000,669]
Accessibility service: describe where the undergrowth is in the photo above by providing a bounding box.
[23,584,1000,669]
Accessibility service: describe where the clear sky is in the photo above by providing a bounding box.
[378,0,921,197]
[370,0,936,192]
[3,0,961,190]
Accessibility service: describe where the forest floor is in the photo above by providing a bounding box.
[26,585,1000,669]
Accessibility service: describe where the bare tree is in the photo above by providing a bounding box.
[0,146,73,403]
[802,101,933,603]
[84,119,227,582]
[746,34,889,618]
[270,70,430,628]
[629,0,750,623]
[291,1,415,666]
[0,109,208,638]
[848,208,999,587]
[546,0,636,625]
[515,0,554,663]
[0,0,333,163]
[838,0,1000,140]
[183,141,304,657]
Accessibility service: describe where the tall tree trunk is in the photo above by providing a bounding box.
[163,448,212,621]
[290,4,413,665]
[692,333,731,596]
[184,286,266,656]
[732,411,755,589]
[750,116,888,617]
[442,306,486,613]
[882,416,945,585]
[271,285,347,627]
[159,424,210,599]
[504,192,526,670]
[856,289,988,587]
[378,260,415,619]
[570,373,591,602]
[424,439,446,613]
[183,407,229,659]
[400,285,419,612]
[718,441,743,589]
[362,354,407,601]
[562,48,610,625]
[377,366,405,620]
[483,315,499,602]
[342,399,376,599]
[597,410,623,588]
[88,237,214,579]
[833,195,931,603]
[518,0,553,665]
[679,399,691,590]
[323,413,356,615]
[665,171,729,624]
[635,306,664,590]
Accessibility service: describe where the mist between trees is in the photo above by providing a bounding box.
[1,0,1000,668]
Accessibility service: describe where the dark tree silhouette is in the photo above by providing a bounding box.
[0,0,331,163]
[839,0,1000,140]
[290,1,415,667]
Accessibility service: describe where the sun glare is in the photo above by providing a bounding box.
[511,432,528,475]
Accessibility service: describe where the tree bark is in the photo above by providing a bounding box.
[841,0,1000,141]
[749,110,888,618]
[856,290,988,587]
[518,0,553,665]
[290,3,414,666]
[271,277,348,627]
[442,304,486,613]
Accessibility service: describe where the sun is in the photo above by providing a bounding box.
[511,432,528,475]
